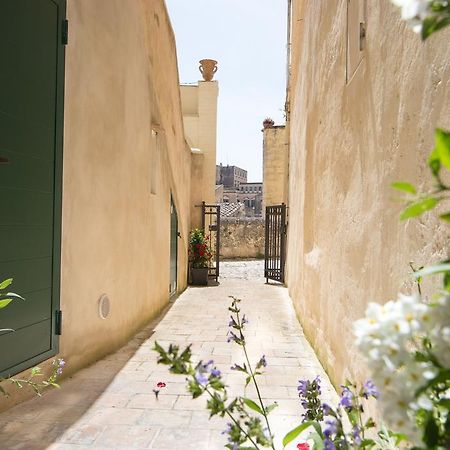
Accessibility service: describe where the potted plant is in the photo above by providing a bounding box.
[189,229,212,285]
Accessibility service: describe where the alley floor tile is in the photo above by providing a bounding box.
[0,261,339,449]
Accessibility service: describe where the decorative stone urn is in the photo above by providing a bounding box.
[199,59,218,81]
[262,117,275,129]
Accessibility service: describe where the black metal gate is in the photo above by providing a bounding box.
[201,202,220,282]
[264,204,287,283]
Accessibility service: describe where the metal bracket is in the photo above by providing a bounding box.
[55,310,62,335]
[62,20,68,45]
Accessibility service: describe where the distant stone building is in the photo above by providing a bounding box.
[216,179,263,218]
[216,164,247,188]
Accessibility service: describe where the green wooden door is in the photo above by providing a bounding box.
[169,197,178,296]
[0,0,66,377]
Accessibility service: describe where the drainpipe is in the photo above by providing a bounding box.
[285,0,292,122]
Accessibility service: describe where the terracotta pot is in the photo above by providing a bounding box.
[190,267,209,285]
[199,59,218,81]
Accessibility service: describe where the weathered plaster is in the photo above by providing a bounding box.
[0,0,192,410]
[287,0,450,386]
[263,126,289,209]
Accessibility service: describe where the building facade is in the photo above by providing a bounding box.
[181,81,219,228]
[216,181,263,217]
[0,0,215,410]
[216,164,247,188]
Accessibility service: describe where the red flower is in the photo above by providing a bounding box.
[156,382,166,388]
[297,444,310,450]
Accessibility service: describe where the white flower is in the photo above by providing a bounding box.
[354,292,448,442]
[390,0,432,33]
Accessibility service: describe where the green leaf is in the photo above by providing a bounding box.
[422,16,450,40]
[282,421,320,447]
[435,128,450,171]
[428,147,441,177]
[391,182,416,195]
[413,263,450,279]
[245,375,251,387]
[0,299,13,309]
[416,369,450,397]
[308,431,325,450]
[360,438,376,449]
[242,397,263,415]
[400,197,439,220]
[424,414,439,447]
[265,402,278,414]
[440,213,450,222]
[0,278,13,290]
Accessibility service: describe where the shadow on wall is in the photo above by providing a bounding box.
[220,218,265,259]
[0,302,173,449]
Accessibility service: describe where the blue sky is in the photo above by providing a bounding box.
[165,0,287,182]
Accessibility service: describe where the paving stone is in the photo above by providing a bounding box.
[0,261,338,449]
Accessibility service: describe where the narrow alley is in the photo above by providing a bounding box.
[0,261,338,450]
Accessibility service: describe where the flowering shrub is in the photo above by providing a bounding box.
[155,297,410,449]
[155,296,277,449]
[189,228,213,269]
[285,377,406,450]
[0,278,65,397]
[354,293,450,448]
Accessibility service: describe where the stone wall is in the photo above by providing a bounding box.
[220,218,265,259]
[286,0,450,387]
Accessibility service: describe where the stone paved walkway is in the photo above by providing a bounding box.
[0,261,338,450]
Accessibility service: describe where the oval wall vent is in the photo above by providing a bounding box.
[98,294,110,319]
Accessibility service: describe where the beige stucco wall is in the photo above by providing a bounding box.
[287,0,450,387]
[220,219,265,259]
[0,0,191,410]
[190,149,205,229]
[181,82,219,207]
[263,126,289,209]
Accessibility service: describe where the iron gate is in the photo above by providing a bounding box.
[201,202,220,282]
[264,204,287,283]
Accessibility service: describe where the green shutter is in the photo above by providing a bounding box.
[0,0,66,377]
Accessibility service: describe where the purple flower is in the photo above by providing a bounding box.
[323,418,338,438]
[228,317,237,327]
[56,367,63,375]
[362,379,379,399]
[323,438,336,450]
[227,330,243,344]
[222,423,239,450]
[194,360,217,386]
[297,380,309,396]
[339,386,353,408]
[222,423,232,435]
[58,358,65,367]
[241,314,248,325]
[256,355,267,369]
[322,402,332,415]
[195,371,208,386]
[227,330,238,343]
[352,426,362,445]
[211,368,221,377]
